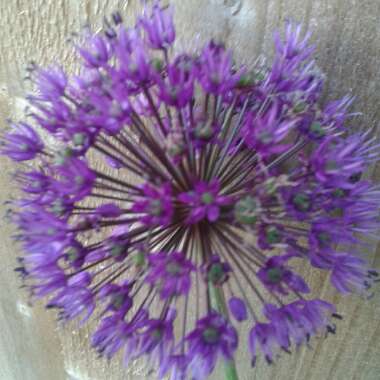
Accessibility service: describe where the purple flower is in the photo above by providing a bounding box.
[2,4,379,379]
[257,255,310,295]
[202,255,231,285]
[34,67,68,100]
[190,109,221,149]
[250,299,336,365]
[268,23,320,96]
[311,132,380,188]
[32,266,67,298]
[274,23,314,63]
[79,34,110,68]
[136,308,176,370]
[0,122,43,161]
[249,322,278,365]
[64,240,88,268]
[132,183,173,227]
[88,90,132,135]
[241,103,297,156]
[283,187,315,220]
[146,251,195,299]
[328,253,377,295]
[98,280,133,316]
[21,240,63,275]
[92,310,146,360]
[159,354,188,380]
[157,57,194,108]
[53,157,95,201]
[195,41,243,95]
[106,226,130,261]
[179,180,233,224]
[13,208,69,245]
[185,313,238,380]
[48,272,95,323]
[14,170,50,197]
[257,223,285,250]
[114,29,154,85]
[92,315,129,358]
[140,2,175,49]
[322,95,354,130]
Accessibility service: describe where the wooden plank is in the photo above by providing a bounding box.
[0,1,379,379]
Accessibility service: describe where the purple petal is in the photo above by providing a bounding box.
[207,205,220,222]
[178,192,195,203]
[96,203,122,217]
[228,297,248,322]
[286,273,310,294]
[104,155,123,169]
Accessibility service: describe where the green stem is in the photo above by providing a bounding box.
[208,281,239,380]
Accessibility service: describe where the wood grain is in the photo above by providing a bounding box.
[1,1,380,379]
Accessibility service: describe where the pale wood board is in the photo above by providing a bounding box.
[0,1,380,379]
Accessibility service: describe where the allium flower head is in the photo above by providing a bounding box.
[2,3,380,380]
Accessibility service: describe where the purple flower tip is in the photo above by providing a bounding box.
[228,297,248,322]
[179,180,233,224]
[1,122,44,161]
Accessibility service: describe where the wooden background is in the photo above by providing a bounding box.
[0,1,380,379]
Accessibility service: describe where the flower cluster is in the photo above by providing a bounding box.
[2,3,379,380]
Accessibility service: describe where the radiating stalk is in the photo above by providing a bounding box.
[208,281,239,380]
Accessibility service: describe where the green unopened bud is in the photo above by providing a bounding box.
[317,232,331,246]
[266,267,283,283]
[202,327,220,344]
[265,226,282,244]
[293,102,307,114]
[110,100,123,118]
[169,87,178,101]
[210,73,221,85]
[128,62,138,74]
[254,72,265,82]
[110,244,125,257]
[166,262,181,275]
[234,196,259,225]
[208,263,226,284]
[264,178,277,195]
[151,328,163,340]
[349,172,362,183]
[20,143,29,151]
[236,73,254,88]
[166,133,185,157]
[112,294,125,310]
[326,160,338,171]
[195,121,214,140]
[66,247,79,261]
[329,207,344,218]
[258,130,272,144]
[332,188,346,198]
[55,147,73,165]
[51,199,65,216]
[310,122,326,138]
[151,58,164,72]
[75,175,84,185]
[133,250,146,267]
[201,192,214,205]
[73,133,86,146]
[149,199,163,216]
[292,193,311,212]
[167,143,184,157]
[47,227,56,236]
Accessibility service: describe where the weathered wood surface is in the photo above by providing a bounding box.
[1,1,380,379]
